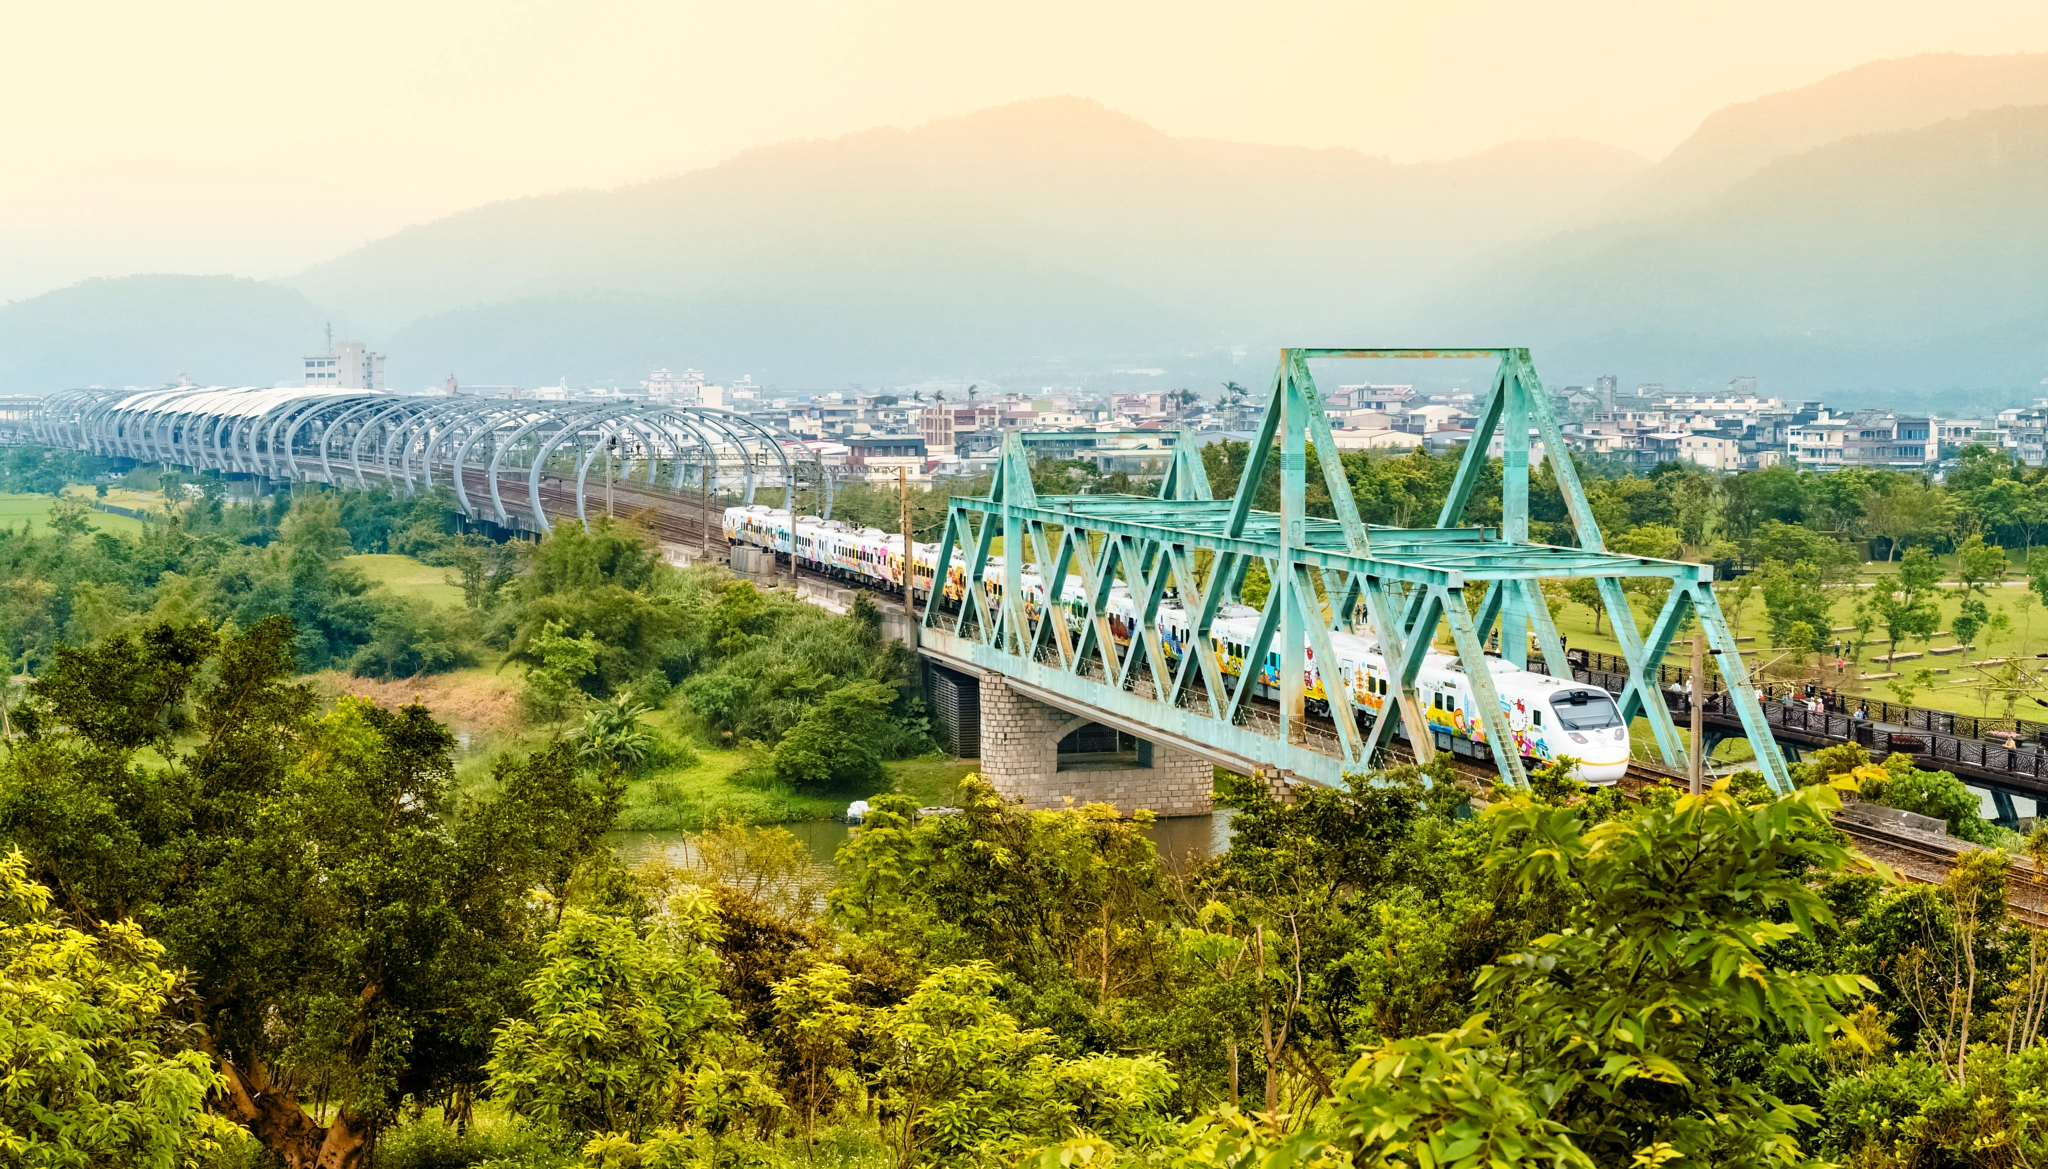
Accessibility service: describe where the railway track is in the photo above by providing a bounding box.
[1623,759,2048,926]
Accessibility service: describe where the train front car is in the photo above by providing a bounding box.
[1180,606,1629,785]
[1541,684,1631,782]
[1438,661,1632,785]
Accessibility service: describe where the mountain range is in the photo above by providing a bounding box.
[5,52,2048,402]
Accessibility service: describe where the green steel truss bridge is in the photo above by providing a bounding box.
[916,348,1792,794]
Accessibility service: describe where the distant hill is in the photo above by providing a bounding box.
[1431,103,2048,398]
[0,275,330,390]
[290,97,1646,385]
[15,65,2048,396]
[1602,52,2048,222]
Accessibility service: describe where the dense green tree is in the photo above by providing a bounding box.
[0,849,225,1168]
[772,679,898,789]
[1865,547,1944,662]
[1759,560,1833,653]
[487,897,728,1140]
[1325,779,1869,1168]
[0,618,613,1168]
[874,962,1175,1167]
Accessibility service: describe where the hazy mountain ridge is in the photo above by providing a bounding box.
[290,97,1649,376]
[8,58,2048,394]
[0,276,329,390]
[1603,51,2048,221]
[1439,102,2048,395]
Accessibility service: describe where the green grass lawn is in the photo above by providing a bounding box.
[1536,564,2048,721]
[611,748,983,830]
[0,491,147,535]
[346,553,467,609]
[66,485,172,516]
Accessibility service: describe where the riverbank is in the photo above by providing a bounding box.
[612,748,981,830]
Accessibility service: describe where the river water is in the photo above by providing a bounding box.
[607,811,1234,876]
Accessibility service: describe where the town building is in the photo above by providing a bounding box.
[303,336,384,390]
[1788,410,1935,471]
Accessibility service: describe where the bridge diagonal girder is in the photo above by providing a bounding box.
[918,347,1791,795]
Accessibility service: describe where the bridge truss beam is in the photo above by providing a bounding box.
[919,347,1791,793]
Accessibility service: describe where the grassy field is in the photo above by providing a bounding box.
[346,553,467,609]
[612,748,978,830]
[452,732,982,832]
[1532,564,2048,721]
[67,485,173,517]
[0,491,148,535]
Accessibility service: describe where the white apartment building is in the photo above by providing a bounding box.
[1788,411,1935,471]
[1787,417,1848,469]
[642,368,706,404]
[1676,434,1740,471]
[303,339,385,390]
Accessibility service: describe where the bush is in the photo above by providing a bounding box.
[349,601,482,680]
[1861,751,2005,844]
[772,680,897,789]
[359,1112,577,1169]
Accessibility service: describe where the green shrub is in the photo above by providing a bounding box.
[771,681,896,790]
[350,601,482,679]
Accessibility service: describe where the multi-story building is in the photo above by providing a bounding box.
[1675,433,1741,471]
[842,436,928,481]
[1844,412,1933,468]
[1788,417,1846,470]
[1331,384,1416,412]
[916,404,955,453]
[1593,374,1618,413]
[1996,405,2048,466]
[1789,410,1935,471]
[303,337,385,390]
[1935,418,1983,456]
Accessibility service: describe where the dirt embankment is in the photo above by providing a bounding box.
[308,669,525,741]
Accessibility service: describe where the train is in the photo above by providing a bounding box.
[725,504,1630,782]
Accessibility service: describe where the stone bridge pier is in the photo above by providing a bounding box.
[976,675,1214,817]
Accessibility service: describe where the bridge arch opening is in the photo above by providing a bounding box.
[1056,723,1152,772]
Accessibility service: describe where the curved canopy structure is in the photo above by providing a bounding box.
[22,387,832,533]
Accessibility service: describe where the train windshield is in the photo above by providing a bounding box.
[1551,690,1622,730]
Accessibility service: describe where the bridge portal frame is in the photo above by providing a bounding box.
[919,347,1791,793]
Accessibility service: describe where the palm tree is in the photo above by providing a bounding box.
[576,691,656,772]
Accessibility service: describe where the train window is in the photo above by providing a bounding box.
[1552,690,1623,730]
[1533,710,1543,727]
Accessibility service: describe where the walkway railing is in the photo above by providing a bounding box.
[1568,648,2048,746]
[1568,654,2048,790]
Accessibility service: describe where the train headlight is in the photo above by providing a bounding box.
[1614,728,1627,741]
[1568,732,1589,745]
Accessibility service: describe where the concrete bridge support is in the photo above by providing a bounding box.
[978,676,1214,817]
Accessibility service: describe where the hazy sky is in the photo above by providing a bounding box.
[6,0,2048,302]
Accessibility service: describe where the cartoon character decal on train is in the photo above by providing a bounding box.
[726,505,1630,782]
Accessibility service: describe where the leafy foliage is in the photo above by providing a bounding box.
[0,848,225,1169]
[488,895,728,1140]
[0,617,614,1168]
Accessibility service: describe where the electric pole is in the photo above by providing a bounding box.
[1689,631,1705,795]
[900,466,917,649]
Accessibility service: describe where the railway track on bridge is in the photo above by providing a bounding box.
[1620,759,2048,926]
